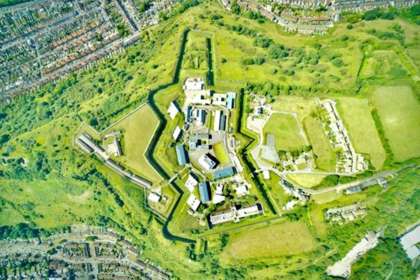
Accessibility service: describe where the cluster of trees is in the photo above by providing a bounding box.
[362,8,396,21]
[0,223,71,240]
[367,24,405,45]
[160,0,201,20]
[242,56,265,65]
[73,168,124,207]
[345,4,420,26]
[1,151,52,180]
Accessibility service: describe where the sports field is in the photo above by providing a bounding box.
[372,86,420,161]
[220,221,316,263]
[263,113,307,151]
[303,116,336,171]
[337,97,386,169]
[103,104,162,183]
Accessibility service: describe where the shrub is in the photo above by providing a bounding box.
[254,36,273,48]
[269,44,289,59]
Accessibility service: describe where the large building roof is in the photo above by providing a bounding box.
[175,144,188,166]
[213,166,235,180]
[199,182,211,203]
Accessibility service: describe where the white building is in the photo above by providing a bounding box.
[106,138,122,157]
[215,184,224,195]
[183,77,205,92]
[213,110,226,131]
[212,93,227,106]
[400,225,420,261]
[187,194,201,212]
[173,126,182,141]
[327,231,381,278]
[185,174,199,192]
[236,183,249,197]
[212,194,225,204]
[148,192,161,203]
[198,154,218,171]
[168,101,180,120]
[237,204,262,219]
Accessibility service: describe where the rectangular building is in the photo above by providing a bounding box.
[227,92,235,110]
[199,182,211,203]
[175,144,188,166]
[213,166,235,180]
[198,153,218,170]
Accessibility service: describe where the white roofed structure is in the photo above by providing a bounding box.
[168,101,180,120]
[173,126,182,141]
[185,174,199,192]
[187,194,201,212]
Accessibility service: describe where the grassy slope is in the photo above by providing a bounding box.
[372,86,420,161]
[103,104,162,183]
[337,97,386,169]
[220,221,316,264]
[287,173,327,188]
[303,116,336,171]
[263,113,306,151]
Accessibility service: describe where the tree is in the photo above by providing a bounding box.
[0,134,10,145]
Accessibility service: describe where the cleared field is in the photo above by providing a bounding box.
[220,221,316,263]
[103,105,161,183]
[361,50,409,80]
[303,116,336,171]
[337,98,386,169]
[263,113,307,151]
[287,173,326,188]
[372,86,420,161]
[271,96,317,123]
[181,31,210,79]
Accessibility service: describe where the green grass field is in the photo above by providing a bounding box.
[361,50,409,80]
[287,173,327,188]
[220,221,317,263]
[103,104,162,183]
[213,142,230,165]
[337,97,386,169]
[303,116,336,171]
[271,96,317,123]
[263,113,307,151]
[372,86,420,161]
[182,31,210,79]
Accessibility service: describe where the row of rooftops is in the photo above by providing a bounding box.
[209,203,263,225]
[183,77,236,110]
[321,99,367,174]
[184,167,240,212]
[76,133,152,189]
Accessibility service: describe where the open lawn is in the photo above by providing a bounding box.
[103,104,162,183]
[287,173,327,188]
[271,96,317,122]
[220,221,316,263]
[337,97,386,169]
[213,142,230,165]
[303,116,336,171]
[263,113,307,152]
[372,86,420,161]
[181,31,210,79]
[361,50,409,80]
